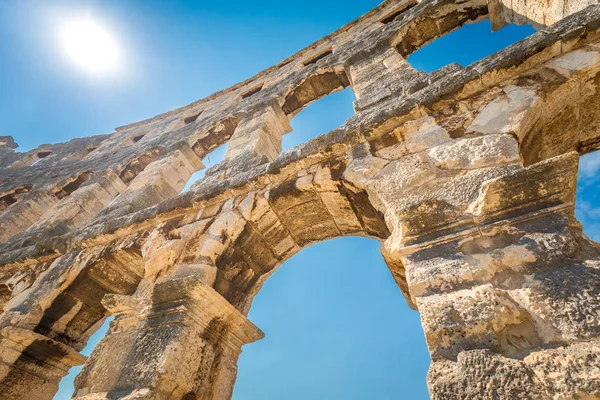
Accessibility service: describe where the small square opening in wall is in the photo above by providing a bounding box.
[0,184,32,210]
[184,111,203,125]
[379,2,416,24]
[241,85,264,99]
[53,170,93,199]
[181,144,228,193]
[132,134,146,143]
[303,48,333,66]
[37,151,52,158]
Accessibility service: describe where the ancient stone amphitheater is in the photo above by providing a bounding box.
[1,0,600,398]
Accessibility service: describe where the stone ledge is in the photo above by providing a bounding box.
[1,6,600,268]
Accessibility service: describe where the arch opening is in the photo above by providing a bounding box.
[282,87,356,153]
[182,144,228,192]
[117,150,161,184]
[53,317,113,400]
[407,19,536,73]
[232,237,430,400]
[213,168,391,315]
[27,248,146,400]
[576,151,600,242]
[281,69,351,118]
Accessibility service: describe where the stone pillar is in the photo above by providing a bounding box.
[0,252,95,400]
[0,246,143,400]
[0,191,57,242]
[73,276,263,400]
[97,145,203,221]
[382,153,600,399]
[345,46,427,111]
[27,169,127,234]
[0,327,87,400]
[225,103,291,163]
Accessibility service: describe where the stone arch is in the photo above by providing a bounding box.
[281,67,351,118]
[179,116,240,189]
[96,146,203,222]
[222,69,353,167]
[33,247,144,351]
[49,170,94,200]
[212,162,392,314]
[515,47,600,166]
[190,116,240,159]
[0,244,145,399]
[390,0,489,59]
[181,143,229,192]
[116,149,162,184]
[81,162,402,400]
[0,170,105,244]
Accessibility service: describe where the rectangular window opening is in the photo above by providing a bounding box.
[303,49,333,67]
[241,85,264,99]
[53,171,93,199]
[37,151,52,159]
[0,185,32,210]
[184,111,203,125]
[379,2,417,24]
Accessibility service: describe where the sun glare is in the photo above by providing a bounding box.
[61,20,118,73]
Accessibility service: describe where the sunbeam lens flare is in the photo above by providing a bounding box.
[61,20,118,72]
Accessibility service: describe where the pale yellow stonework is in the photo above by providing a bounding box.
[0,0,600,399]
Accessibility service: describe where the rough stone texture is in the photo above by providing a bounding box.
[1,0,600,399]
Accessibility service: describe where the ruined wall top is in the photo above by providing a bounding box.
[1,0,600,266]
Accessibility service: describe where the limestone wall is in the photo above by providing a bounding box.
[1,0,600,399]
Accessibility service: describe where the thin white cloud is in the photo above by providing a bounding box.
[579,151,600,181]
[583,223,600,243]
[577,200,600,220]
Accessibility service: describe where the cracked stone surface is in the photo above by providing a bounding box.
[1,0,600,399]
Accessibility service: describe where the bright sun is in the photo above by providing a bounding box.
[61,20,118,73]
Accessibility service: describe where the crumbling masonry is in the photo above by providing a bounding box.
[1,0,600,398]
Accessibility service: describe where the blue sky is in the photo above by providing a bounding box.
[1,1,598,399]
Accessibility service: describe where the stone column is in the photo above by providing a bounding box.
[96,145,204,221]
[225,103,291,164]
[0,252,95,400]
[73,276,264,400]
[0,327,87,400]
[0,246,144,400]
[383,153,600,399]
[345,46,427,111]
